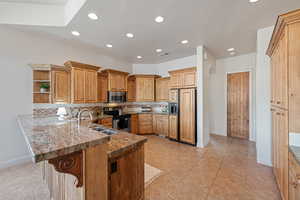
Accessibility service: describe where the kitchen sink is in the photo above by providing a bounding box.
[90,125,118,135]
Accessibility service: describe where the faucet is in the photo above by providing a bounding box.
[77,109,93,125]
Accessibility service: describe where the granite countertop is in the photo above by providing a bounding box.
[107,132,147,160]
[290,146,300,165]
[17,115,110,163]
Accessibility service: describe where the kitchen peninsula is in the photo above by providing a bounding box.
[17,115,147,200]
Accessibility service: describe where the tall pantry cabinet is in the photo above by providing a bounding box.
[267,9,300,200]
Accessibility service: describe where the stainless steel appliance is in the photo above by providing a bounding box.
[168,88,197,145]
[108,91,126,103]
[103,107,131,131]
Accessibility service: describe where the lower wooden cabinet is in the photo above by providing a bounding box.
[153,114,169,137]
[130,114,139,134]
[109,145,144,200]
[271,107,288,200]
[98,117,113,128]
[168,115,178,140]
[138,114,153,134]
[289,151,300,200]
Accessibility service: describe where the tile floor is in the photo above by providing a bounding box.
[144,134,281,200]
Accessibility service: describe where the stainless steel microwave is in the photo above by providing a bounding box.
[108,91,126,103]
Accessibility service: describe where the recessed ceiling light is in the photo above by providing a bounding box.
[126,33,134,38]
[230,52,236,56]
[155,16,164,23]
[88,13,98,20]
[227,48,235,52]
[137,56,142,59]
[106,44,113,48]
[156,49,162,53]
[71,31,80,36]
[249,0,259,3]
[181,40,189,44]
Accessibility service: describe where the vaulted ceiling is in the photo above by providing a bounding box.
[1,0,300,63]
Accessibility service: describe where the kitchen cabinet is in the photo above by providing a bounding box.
[271,108,288,200]
[127,76,136,102]
[128,75,160,102]
[65,61,100,104]
[155,77,170,102]
[138,114,153,134]
[169,67,196,89]
[267,10,300,200]
[179,88,196,145]
[97,72,108,103]
[51,66,70,104]
[289,151,300,200]
[168,115,178,140]
[109,145,144,200]
[130,114,138,134]
[153,114,169,137]
[102,69,129,92]
[169,89,178,102]
[98,117,113,128]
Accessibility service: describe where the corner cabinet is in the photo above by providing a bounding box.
[169,67,196,89]
[102,69,129,92]
[127,75,160,102]
[65,61,100,104]
[267,9,300,200]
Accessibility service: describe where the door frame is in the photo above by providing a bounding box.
[225,69,254,141]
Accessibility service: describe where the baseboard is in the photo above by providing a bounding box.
[0,155,31,170]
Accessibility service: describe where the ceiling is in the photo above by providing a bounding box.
[0,0,68,5]
[3,0,300,63]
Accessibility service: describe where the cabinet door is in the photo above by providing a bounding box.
[85,70,98,103]
[109,73,127,91]
[169,89,178,102]
[130,114,138,134]
[169,115,178,140]
[52,70,70,103]
[152,114,157,134]
[169,73,182,89]
[143,78,155,101]
[135,78,145,102]
[127,77,136,102]
[179,88,196,144]
[72,68,85,103]
[138,114,153,134]
[289,22,300,133]
[161,115,169,137]
[156,78,170,102]
[183,70,196,88]
[97,74,108,103]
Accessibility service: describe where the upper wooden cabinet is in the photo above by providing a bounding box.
[51,66,70,104]
[127,75,160,102]
[169,67,197,89]
[155,77,170,102]
[102,69,129,92]
[97,72,108,103]
[65,61,100,104]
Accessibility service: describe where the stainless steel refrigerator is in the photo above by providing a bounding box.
[169,88,197,145]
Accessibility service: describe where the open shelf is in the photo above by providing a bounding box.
[33,70,51,103]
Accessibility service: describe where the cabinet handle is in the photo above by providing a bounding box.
[277,101,281,105]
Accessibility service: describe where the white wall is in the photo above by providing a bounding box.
[0,26,132,169]
[132,55,197,77]
[256,26,274,167]
[209,53,257,141]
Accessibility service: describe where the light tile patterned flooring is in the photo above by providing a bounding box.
[144,135,281,200]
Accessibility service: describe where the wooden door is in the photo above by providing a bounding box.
[97,73,108,103]
[135,78,144,102]
[161,115,169,137]
[169,115,178,140]
[179,88,196,144]
[85,70,97,103]
[152,114,157,134]
[138,114,153,134]
[130,114,138,134]
[169,72,183,89]
[72,68,85,103]
[156,78,170,101]
[52,69,70,103]
[127,77,136,102]
[227,72,250,139]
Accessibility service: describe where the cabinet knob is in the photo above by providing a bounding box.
[277,101,281,105]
